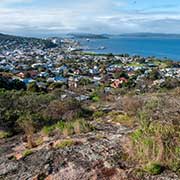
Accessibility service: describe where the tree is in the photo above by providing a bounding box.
[17,114,36,148]
[11,79,26,90]
[27,82,39,92]
[149,69,161,80]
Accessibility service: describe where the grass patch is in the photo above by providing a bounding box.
[129,119,180,174]
[35,137,44,146]
[127,62,143,67]
[92,95,100,102]
[55,139,75,149]
[0,130,10,139]
[143,163,164,175]
[42,125,56,136]
[42,118,93,136]
[93,111,104,118]
[111,114,134,127]
[22,149,33,158]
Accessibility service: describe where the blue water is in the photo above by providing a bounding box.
[80,37,180,61]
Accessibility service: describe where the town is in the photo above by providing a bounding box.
[0,34,180,99]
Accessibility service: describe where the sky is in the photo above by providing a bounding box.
[0,0,180,37]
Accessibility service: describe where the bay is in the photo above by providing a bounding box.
[80,37,180,61]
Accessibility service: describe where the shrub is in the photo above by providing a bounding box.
[92,95,100,102]
[27,82,39,92]
[143,163,164,175]
[90,89,103,102]
[44,98,82,121]
[149,68,161,80]
[0,130,10,139]
[93,111,104,118]
[122,96,143,116]
[129,119,180,174]
[48,82,64,90]
[17,114,36,148]
[42,126,55,136]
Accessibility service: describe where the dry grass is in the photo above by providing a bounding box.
[128,120,180,173]
[122,96,143,116]
[121,94,180,175]
[111,114,134,127]
[55,139,75,149]
[42,118,93,137]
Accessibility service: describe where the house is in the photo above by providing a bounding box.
[23,78,35,85]
[38,72,49,78]
[111,77,128,88]
[54,76,67,83]
[68,77,78,89]
[16,72,25,79]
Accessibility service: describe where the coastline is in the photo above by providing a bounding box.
[78,36,180,62]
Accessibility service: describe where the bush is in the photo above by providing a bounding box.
[92,95,100,102]
[93,111,104,118]
[48,82,64,90]
[0,130,10,139]
[129,119,180,174]
[27,82,39,92]
[44,98,82,122]
[122,96,143,116]
[17,114,36,148]
[144,163,164,175]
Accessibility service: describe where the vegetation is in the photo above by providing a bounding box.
[128,98,180,174]
[93,111,104,118]
[42,118,93,136]
[143,163,164,175]
[0,77,179,178]
[0,130,10,139]
[17,114,36,148]
[22,149,33,158]
[55,139,75,149]
[111,114,134,127]
[0,90,87,136]
[0,76,26,90]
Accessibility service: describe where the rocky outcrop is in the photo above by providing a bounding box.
[0,117,179,180]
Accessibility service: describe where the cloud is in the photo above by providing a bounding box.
[0,0,180,36]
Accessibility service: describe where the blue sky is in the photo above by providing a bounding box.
[0,0,180,36]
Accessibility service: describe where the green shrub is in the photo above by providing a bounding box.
[144,163,164,175]
[130,119,180,173]
[93,111,104,118]
[0,130,10,139]
[42,125,55,135]
[17,114,36,148]
[27,82,39,92]
[92,95,100,102]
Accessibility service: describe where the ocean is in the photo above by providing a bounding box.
[79,37,180,61]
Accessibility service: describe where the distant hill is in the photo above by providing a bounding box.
[67,33,109,39]
[0,33,57,49]
[0,33,40,40]
[116,33,180,38]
